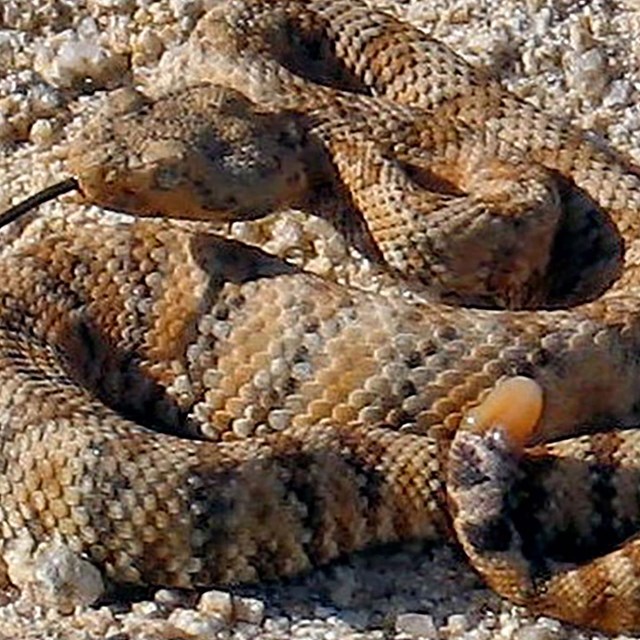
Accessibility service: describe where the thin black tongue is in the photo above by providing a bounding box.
[0,177,80,229]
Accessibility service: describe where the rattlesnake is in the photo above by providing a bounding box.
[3,0,640,633]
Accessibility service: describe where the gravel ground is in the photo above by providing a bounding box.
[1,0,640,638]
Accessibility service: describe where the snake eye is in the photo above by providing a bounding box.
[155,166,182,190]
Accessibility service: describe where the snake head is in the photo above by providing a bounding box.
[67,84,309,222]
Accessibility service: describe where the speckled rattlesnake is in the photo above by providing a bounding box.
[3,0,640,633]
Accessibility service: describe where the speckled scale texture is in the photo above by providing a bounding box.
[4,0,640,634]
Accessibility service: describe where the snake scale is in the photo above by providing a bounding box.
[3,0,640,633]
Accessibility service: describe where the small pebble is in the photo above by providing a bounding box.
[129,600,161,619]
[446,612,470,634]
[29,119,54,147]
[5,537,104,613]
[564,47,609,102]
[604,79,632,108]
[169,0,203,19]
[168,608,227,637]
[396,612,438,638]
[198,589,233,621]
[90,0,135,10]
[154,588,195,610]
[234,596,265,625]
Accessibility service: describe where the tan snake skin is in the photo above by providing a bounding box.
[4,0,640,633]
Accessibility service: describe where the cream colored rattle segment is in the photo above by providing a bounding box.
[462,376,543,449]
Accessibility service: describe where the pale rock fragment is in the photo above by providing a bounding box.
[5,536,104,613]
[395,612,438,638]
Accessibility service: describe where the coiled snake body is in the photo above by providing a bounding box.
[3,0,640,632]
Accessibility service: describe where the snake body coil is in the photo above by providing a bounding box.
[3,0,640,632]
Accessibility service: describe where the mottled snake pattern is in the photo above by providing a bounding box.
[3,0,640,633]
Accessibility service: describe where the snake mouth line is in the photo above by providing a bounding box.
[0,177,80,229]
